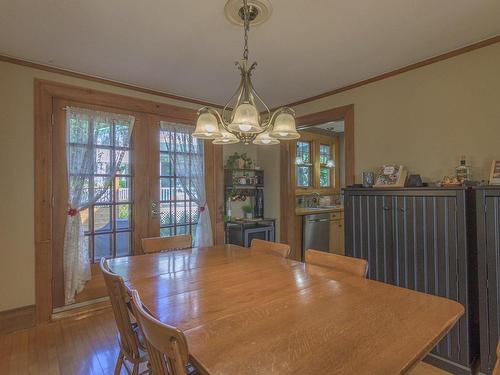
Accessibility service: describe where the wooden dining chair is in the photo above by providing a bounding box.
[100,258,150,375]
[130,289,202,375]
[250,239,291,258]
[305,249,368,278]
[141,235,192,254]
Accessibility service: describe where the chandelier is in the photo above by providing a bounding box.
[193,0,300,145]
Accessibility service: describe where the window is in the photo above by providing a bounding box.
[159,127,201,238]
[319,144,332,187]
[296,141,312,187]
[70,116,133,262]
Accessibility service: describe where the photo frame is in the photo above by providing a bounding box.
[489,160,500,185]
[374,165,408,188]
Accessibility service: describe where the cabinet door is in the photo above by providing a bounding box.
[393,194,462,363]
[345,193,394,283]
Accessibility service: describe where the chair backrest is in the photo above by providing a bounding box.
[493,339,500,375]
[130,289,190,375]
[99,258,140,358]
[305,249,368,278]
[251,239,291,258]
[141,235,192,254]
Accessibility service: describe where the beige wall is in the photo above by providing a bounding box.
[293,43,500,183]
[0,61,200,312]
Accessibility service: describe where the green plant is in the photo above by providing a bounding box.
[225,152,253,169]
[241,204,253,214]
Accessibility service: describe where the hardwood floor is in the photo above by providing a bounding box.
[0,307,451,375]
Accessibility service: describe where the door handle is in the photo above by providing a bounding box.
[151,200,160,219]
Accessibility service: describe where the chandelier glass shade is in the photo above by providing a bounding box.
[193,0,300,145]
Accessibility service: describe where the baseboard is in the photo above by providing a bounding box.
[0,305,36,335]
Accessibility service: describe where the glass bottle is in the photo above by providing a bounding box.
[456,156,471,183]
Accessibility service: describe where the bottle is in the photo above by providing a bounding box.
[456,156,471,183]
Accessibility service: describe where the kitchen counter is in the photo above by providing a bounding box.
[295,205,344,216]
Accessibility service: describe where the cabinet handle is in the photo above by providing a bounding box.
[399,207,408,213]
[383,206,392,211]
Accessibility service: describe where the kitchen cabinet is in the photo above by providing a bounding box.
[476,186,500,375]
[344,187,478,375]
[329,211,344,255]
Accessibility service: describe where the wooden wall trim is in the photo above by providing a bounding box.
[284,35,500,108]
[1,54,221,108]
[280,104,354,260]
[34,80,225,323]
[0,305,35,335]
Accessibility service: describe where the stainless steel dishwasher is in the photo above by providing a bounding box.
[302,213,331,260]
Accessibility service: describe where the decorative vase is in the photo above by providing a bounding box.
[245,212,253,219]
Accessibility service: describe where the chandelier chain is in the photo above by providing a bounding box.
[243,0,249,61]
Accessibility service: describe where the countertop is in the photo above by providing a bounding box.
[295,205,344,216]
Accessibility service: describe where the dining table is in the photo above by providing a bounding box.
[108,244,464,375]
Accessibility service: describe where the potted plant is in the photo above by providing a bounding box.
[242,204,253,219]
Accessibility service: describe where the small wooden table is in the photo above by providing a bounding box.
[109,244,463,375]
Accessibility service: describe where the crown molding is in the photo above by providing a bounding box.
[283,34,500,109]
[0,54,222,109]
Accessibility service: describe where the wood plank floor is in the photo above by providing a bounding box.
[0,307,451,375]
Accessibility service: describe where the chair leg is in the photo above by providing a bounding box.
[114,351,125,375]
[131,362,140,375]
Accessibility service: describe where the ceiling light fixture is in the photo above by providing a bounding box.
[193,0,300,145]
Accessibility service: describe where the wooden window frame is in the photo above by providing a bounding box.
[35,80,224,323]
[295,131,340,195]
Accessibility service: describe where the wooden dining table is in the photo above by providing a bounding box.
[108,244,464,375]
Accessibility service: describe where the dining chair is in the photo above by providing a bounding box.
[305,249,368,278]
[100,258,150,375]
[141,235,192,254]
[130,289,202,375]
[250,238,291,258]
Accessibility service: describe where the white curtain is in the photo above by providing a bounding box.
[160,122,213,247]
[64,107,135,305]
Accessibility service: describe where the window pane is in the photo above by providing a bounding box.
[116,232,131,257]
[175,203,188,225]
[94,205,112,232]
[94,122,111,146]
[116,150,130,175]
[320,167,331,187]
[160,203,173,226]
[160,153,171,176]
[95,177,112,203]
[116,177,131,202]
[297,166,311,187]
[296,141,311,164]
[320,144,331,164]
[160,178,174,201]
[176,225,188,235]
[115,124,131,147]
[69,119,89,144]
[94,148,111,175]
[160,227,173,237]
[94,233,112,261]
[116,204,131,230]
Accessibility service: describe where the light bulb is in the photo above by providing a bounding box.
[239,124,252,132]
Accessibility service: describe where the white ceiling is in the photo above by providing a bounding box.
[1,1,499,107]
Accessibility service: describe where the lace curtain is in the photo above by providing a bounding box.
[64,107,135,305]
[160,122,213,247]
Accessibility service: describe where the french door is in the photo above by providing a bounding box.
[51,100,222,310]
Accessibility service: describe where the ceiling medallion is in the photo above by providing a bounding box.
[193,0,299,145]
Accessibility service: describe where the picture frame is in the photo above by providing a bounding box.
[374,165,408,188]
[489,160,500,185]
